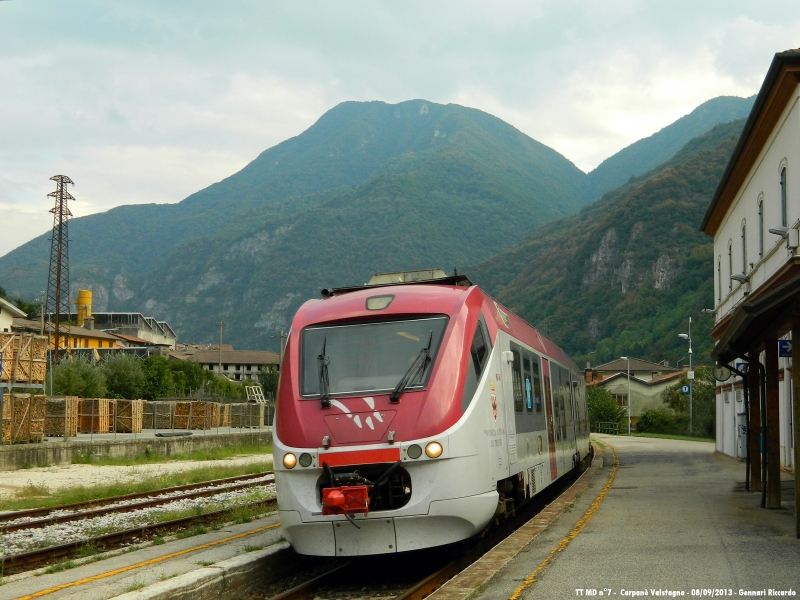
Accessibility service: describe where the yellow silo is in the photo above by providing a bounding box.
[75,289,92,326]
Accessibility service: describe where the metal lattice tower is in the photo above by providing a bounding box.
[45,175,74,363]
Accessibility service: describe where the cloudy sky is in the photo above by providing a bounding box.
[1,0,798,256]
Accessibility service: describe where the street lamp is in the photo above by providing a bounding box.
[620,355,631,434]
[678,317,693,435]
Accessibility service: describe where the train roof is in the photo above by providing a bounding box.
[295,280,579,375]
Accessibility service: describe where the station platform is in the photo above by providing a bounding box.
[471,435,799,599]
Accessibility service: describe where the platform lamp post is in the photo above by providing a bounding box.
[679,318,693,435]
[620,356,631,433]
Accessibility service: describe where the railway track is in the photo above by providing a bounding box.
[0,471,274,533]
[0,471,276,575]
[262,471,579,600]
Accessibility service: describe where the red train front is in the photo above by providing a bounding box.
[273,272,590,556]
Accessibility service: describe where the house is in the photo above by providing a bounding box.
[0,297,26,333]
[179,349,280,382]
[700,49,800,516]
[585,358,682,425]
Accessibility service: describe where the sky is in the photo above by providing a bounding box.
[1,0,799,257]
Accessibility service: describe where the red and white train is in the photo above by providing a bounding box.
[273,272,591,556]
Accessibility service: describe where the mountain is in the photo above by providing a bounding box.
[586,96,754,202]
[469,119,746,366]
[0,100,591,346]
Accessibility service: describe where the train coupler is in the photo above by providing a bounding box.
[321,485,371,516]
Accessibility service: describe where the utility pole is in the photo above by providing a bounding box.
[217,320,225,376]
[37,290,45,336]
[679,317,694,435]
[272,329,287,365]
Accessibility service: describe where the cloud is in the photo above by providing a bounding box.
[2,1,800,256]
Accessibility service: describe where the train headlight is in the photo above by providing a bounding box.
[283,453,297,469]
[299,453,313,467]
[425,442,443,458]
[406,444,422,459]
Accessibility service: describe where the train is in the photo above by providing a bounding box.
[273,270,592,556]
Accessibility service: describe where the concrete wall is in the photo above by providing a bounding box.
[0,430,272,471]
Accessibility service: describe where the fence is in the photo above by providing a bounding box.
[591,422,620,435]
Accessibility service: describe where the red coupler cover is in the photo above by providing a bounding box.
[321,485,370,515]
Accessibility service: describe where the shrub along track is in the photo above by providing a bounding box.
[0,471,275,575]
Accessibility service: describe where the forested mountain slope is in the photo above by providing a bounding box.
[469,119,746,366]
[586,96,753,201]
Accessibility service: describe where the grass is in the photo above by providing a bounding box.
[159,573,177,581]
[75,542,99,558]
[0,460,273,512]
[45,560,77,574]
[71,443,273,466]
[622,432,715,443]
[244,544,264,552]
[151,537,166,546]
[125,581,146,592]
[177,525,208,539]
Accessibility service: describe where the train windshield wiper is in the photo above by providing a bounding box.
[390,331,433,404]
[318,337,331,408]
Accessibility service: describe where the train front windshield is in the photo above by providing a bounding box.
[301,316,448,398]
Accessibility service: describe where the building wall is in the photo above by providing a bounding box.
[714,87,800,319]
[0,311,13,333]
[595,378,675,420]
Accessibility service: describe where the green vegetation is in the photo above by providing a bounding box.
[587,386,626,430]
[0,461,272,512]
[125,582,146,592]
[470,119,746,368]
[45,560,77,574]
[586,96,754,201]
[50,354,246,400]
[0,284,39,318]
[72,442,272,466]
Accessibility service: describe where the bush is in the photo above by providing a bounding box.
[587,385,626,429]
[636,408,683,434]
[51,359,106,398]
[101,354,145,399]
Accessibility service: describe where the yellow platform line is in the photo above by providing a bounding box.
[15,522,282,600]
[508,440,619,600]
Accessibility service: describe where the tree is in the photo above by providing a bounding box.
[141,356,174,400]
[587,385,626,429]
[51,358,106,398]
[259,368,280,399]
[168,360,211,396]
[101,354,145,399]
[659,365,715,438]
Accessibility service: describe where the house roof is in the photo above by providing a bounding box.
[701,49,800,235]
[0,297,27,318]
[185,350,280,366]
[593,357,677,373]
[591,370,684,388]
[111,333,153,346]
[65,326,122,341]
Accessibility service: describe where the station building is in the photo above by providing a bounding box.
[701,49,800,532]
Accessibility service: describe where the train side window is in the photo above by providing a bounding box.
[531,357,542,413]
[512,349,523,413]
[523,355,533,412]
[470,321,488,377]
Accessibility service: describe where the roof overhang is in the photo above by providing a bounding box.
[0,297,27,318]
[701,50,800,236]
[711,273,800,364]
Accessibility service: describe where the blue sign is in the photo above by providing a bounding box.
[680,385,690,395]
[779,340,792,357]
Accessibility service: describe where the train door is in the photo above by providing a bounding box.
[541,358,558,480]
[504,345,519,475]
[568,373,579,463]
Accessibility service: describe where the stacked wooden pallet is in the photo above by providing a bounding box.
[2,394,46,443]
[142,401,174,429]
[173,401,217,430]
[0,333,48,384]
[79,398,112,433]
[219,403,230,427]
[44,397,79,437]
[114,399,144,434]
[229,403,264,428]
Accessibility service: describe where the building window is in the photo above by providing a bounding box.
[758,195,764,258]
[612,393,628,406]
[781,166,788,227]
[741,221,747,274]
[728,241,733,291]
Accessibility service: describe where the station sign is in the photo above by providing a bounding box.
[680,385,690,395]
[779,340,792,357]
